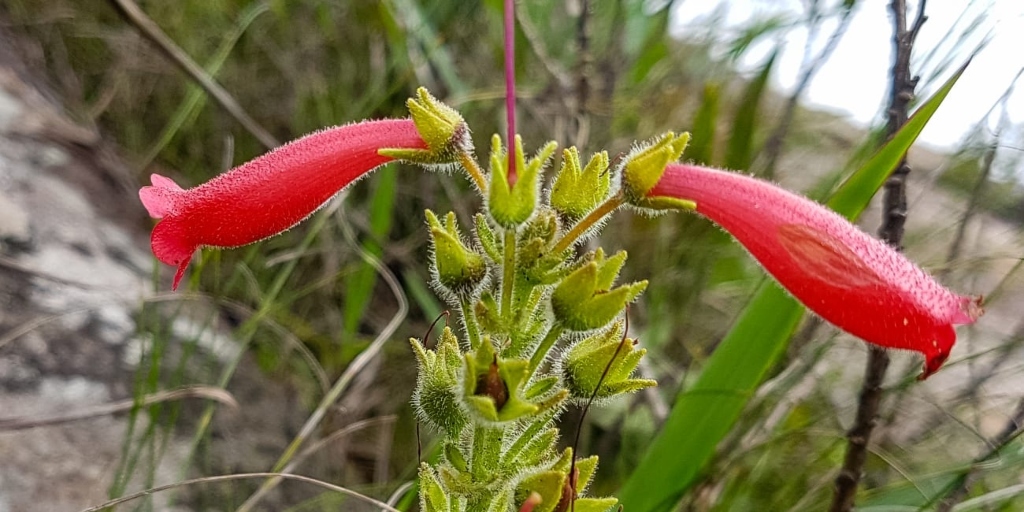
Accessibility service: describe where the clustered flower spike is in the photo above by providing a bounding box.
[138,82,984,512]
[647,163,984,378]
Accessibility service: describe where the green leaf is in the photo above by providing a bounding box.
[617,282,803,511]
[725,50,776,171]
[617,60,970,512]
[826,60,968,218]
[687,83,720,165]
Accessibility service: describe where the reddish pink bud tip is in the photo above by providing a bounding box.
[140,119,426,289]
[649,164,984,378]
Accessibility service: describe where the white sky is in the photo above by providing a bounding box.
[671,0,1024,150]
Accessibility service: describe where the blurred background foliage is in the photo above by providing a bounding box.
[3,0,1023,510]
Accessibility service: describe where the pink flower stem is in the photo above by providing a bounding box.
[504,0,517,187]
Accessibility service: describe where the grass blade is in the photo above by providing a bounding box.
[725,50,776,172]
[826,60,968,218]
[139,1,269,170]
[687,83,720,165]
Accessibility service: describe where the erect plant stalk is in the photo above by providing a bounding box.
[551,195,623,255]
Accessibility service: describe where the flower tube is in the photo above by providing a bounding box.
[139,119,425,290]
[647,163,982,379]
[140,88,469,290]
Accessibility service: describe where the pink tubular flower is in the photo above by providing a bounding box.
[140,119,426,290]
[648,163,983,379]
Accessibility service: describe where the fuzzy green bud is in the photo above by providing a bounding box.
[550,147,611,220]
[562,321,656,399]
[411,327,468,435]
[426,210,487,298]
[488,135,557,228]
[381,87,470,167]
[621,132,698,211]
[551,249,647,331]
[518,209,568,286]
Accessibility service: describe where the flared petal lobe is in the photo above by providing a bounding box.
[649,163,982,378]
[139,119,426,289]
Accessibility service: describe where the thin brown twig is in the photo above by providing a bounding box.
[572,0,593,149]
[108,0,280,150]
[829,1,926,510]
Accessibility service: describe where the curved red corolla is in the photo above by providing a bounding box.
[139,118,426,290]
[649,163,982,379]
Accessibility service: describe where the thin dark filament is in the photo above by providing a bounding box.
[417,311,448,465]
[423,310,450,349]
[570,309,632,512]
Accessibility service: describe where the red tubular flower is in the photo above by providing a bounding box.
[140,119,426,290]
[648,163,983,379]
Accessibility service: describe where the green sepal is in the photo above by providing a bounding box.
[463,337,539,423]
[562,321,657,400]
[426,210,487,298]
[642,195,698,211]
[525,375,558,400]
[515,450,616,512]
[488,135,558,228]
[380,87,470,167]
[471,426,503,481]
[551,147,611,220]
[474,291,505,334]
[621,131,690,206]
[551,249,648,331]
[444,442,469,472]
[517,208,570,286]
[571,498,619,512]
[438,463,476,497]
[502,408,560,470]
[419,462,453,512]
[516,469,565,512]
[474,213,502,261]
[485,487,515,512]
[411,328,468,435]
[515,427,559,470]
